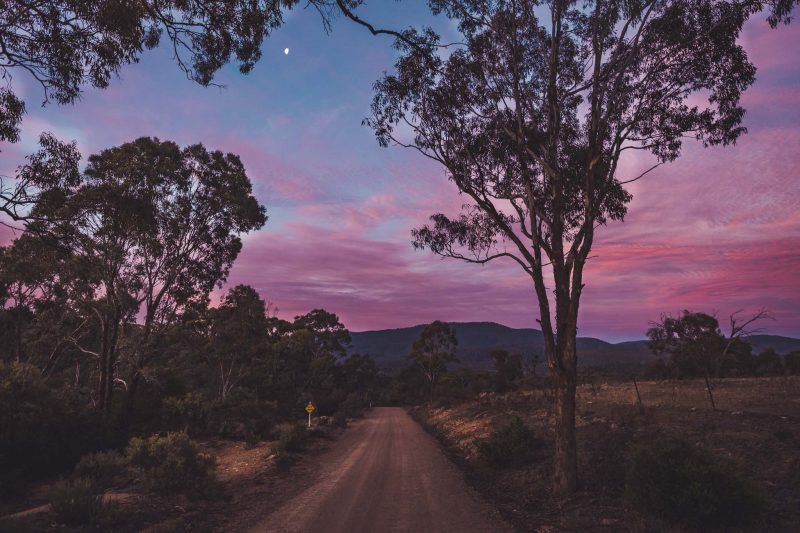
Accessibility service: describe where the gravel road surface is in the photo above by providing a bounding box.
[250,407,508,533]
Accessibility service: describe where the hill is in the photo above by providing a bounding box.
[349,322,800,371]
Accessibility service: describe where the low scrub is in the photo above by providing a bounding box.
[49,477,104,526]
[625,436,764,530]
[477,417,542,468]
[273,423,308,453]
[126,432,216,498]
[74,450,128,490]
[332,412,348,428]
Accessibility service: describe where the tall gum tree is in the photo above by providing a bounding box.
[368,0,796,493]
[23,137,266,415]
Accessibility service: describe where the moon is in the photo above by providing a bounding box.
[284,47,290,55]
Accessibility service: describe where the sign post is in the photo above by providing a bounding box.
[305,402,315,428]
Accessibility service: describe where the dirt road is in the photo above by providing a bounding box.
[249,407,509,533]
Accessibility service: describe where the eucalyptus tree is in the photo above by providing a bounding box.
[205,285,270,403]
[408,320,458,402]
[369,0,795,492]
[27,137,266,414]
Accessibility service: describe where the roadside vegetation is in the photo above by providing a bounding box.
[0,138,380,527]
[399,319,799,532]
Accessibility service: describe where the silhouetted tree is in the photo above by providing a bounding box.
[15,137,266,414]
[718,309,773,377]
[647,311,726,378]
[0,0,440,150]
[369,0,793,493]
[293,309,352,360]
[408,321,459,402]
[785,351,800,375]
[205,285,269,402]
[491,349,523,392]
[755,348,784,376]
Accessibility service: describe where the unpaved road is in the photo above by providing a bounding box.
[249,407,509,533]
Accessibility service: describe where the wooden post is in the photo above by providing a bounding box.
[633,376,644,413]
[704,373,716,411]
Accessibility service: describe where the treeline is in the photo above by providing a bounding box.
[0,137,380,496]
[644,310,800,379]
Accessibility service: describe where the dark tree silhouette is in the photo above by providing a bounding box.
[368,0,794,493]
[408,320,458,402]
[205,285,269,402]
[647,311,726,377]
[15,137,266,414]
[0,0,442,149]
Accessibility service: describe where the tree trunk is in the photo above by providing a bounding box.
[553,368,578,493]
[549,322,579,493]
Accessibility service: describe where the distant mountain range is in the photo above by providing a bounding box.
[349,322,800,370]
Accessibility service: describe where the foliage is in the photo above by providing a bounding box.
[332,412,348,428]
[0,362,106,495]
[4,137,266,414]
[408,321,459,401]
[0,0,302,146]
[273,424,308,453]
[49,477,104,526]
[126,432,216,498]
[477,417,542,468]
[647,311,726,377]
[205,285,270,402]
[294,309,352,359]
[73,450,128,490]
[490,350,523,393]
[625,437,764,530]
[755,348,785,376]
[161,392,209,436]
[786,351,800,375]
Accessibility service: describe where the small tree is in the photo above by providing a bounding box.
[647,311,726,379]
[491,349,523,392]
[408,321,459,402]
[786,351,800,375]
[205,285,269,402]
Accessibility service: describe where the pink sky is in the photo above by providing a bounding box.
[1,9,798,341]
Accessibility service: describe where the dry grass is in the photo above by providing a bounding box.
[414,376,800,532]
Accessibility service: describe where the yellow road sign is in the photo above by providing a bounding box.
[305,402,315,414]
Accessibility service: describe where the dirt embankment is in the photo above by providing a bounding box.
[412,376,800,532]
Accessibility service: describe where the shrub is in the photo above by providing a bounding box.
[126,433,216,498]
[625,437,764,530]
[332,412,348,428]
[273,423,308,452]
[161,393,208,436]
[0,362,105,496]
[49,477,104,526]
[477,417,542,468]
[74,450,128,490]
[339,393,364,418]
[207,395,277,440]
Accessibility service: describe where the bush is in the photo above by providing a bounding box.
[625,437,764,530]
[161,393,208,436]
[477,417,542,468]
[339,393,364,418]
[332,412,348,428]
[273,423,308,452]
[126,432,216,498]
[74,450,128,490]
[206,395,277,440]
[0,362,105,496]
[49,477,104,526]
